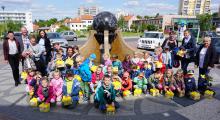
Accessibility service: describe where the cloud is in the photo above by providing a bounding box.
[123,0,140,7]
[211,3,220,12]
[85,0,94,3]
[0,0,31,4]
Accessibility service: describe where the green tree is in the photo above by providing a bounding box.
[117,15,126,31]
[136,15,142,19]
[155,13,160,18]
[212,12,218,18]
[140,23,148,32]
[130,23,138,32]
[144,16,149,19]
[197,13,212,31]
[56,25,70,32]
[147,24,158,31]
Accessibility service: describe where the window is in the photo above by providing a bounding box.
[64,32,68,35]
[69,32,74,35]
[76,25,78,27]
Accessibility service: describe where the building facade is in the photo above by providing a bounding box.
[78,6,99,16]
[0,11,33,32]
[64,15,93,31]
[178,0,211,16]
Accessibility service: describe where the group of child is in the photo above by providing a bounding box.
[22,45,214,113]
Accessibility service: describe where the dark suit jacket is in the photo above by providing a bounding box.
[181,36,196,59]
[195,45,216,68]
[3,38,21,60]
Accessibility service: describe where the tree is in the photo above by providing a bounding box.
[144,16,149,19]
[140,23,148,32]
[117,15,126,31]
[212,12,219,18]
[130,23,138,32]
[155,13,160,18]
[197,13,212,31]
[136,15,142,19]
[147,24,158,31]
[56,25,70,32]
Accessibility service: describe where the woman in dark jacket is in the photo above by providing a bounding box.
[195,37,216,75]
[161,31,178,51]
[37,30,51,65]
[3,31,21,86]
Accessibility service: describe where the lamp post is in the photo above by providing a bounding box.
[1,6,7,33]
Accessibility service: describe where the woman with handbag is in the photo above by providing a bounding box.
[3,31,21,86]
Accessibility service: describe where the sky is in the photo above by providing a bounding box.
[0,0,219,20]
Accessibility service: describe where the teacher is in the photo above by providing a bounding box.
[3,31,21,86]
[195,37,216,75]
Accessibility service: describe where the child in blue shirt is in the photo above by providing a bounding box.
[141,61,153,79]
[184,70,196,97]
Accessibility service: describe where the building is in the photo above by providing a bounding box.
[124,15,138,31]
[78,6,99,16]
[0,11,33,32]
[134,15,199,33]
[64,15,93,31]
[178,0,211,16]
[115,10,129,19]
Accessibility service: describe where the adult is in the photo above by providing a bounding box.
[17,27,30,69]
[23,35,46,76]
[180,30,196,74]
[3,31,21,86]
[195,37,216,75]
[162,31,178,51]
[72,45,80,68]
[37,30,51,65]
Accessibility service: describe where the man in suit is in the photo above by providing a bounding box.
[16,27,30,70]
[181,29,196,75]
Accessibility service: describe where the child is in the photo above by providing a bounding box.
[141,61,153,79]
[94,75,120,112]
[184,70,196,97]
[174,69,185,96]
[103,53,112,67]
[37,77,55,103]
[50,70,63,102]
[83,53,96,67]
[163,69,176,93]
[77,56,92,103]
[162,46,172,69]
[29,71,42,96]
[26,69,36,93]
[122,54,132,73]
[130,65,140,80]
[90,66,104,93]
[111,54,123,76]
[121,72,132,92]
[148,68,163,92]
[131,52,140,65]
[62,70,81,109]
[112,74,122,96]
[105,65,113,78]
[133,72,148,94]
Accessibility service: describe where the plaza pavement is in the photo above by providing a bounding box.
[0,62,220,120]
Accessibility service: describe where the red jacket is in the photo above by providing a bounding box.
[37,85,54,103]
[121,77,132,91]
[91,72,104,84]
[3,38,21,60]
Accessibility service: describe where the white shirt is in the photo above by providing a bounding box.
[199,47,207,68]
[8,40,18,55]
[38,38,46,52]
[184,35,191,44]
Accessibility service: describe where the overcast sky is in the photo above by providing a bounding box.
[0,0,219,20]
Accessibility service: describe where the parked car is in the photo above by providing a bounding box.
[137,31,165,50]
[47,32,68,47]
[211,37,220,64]
[60,31,78,41]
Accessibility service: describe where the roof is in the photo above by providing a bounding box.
[124,15,133,21]
[64,15,93,23]
[81,15,93,20]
